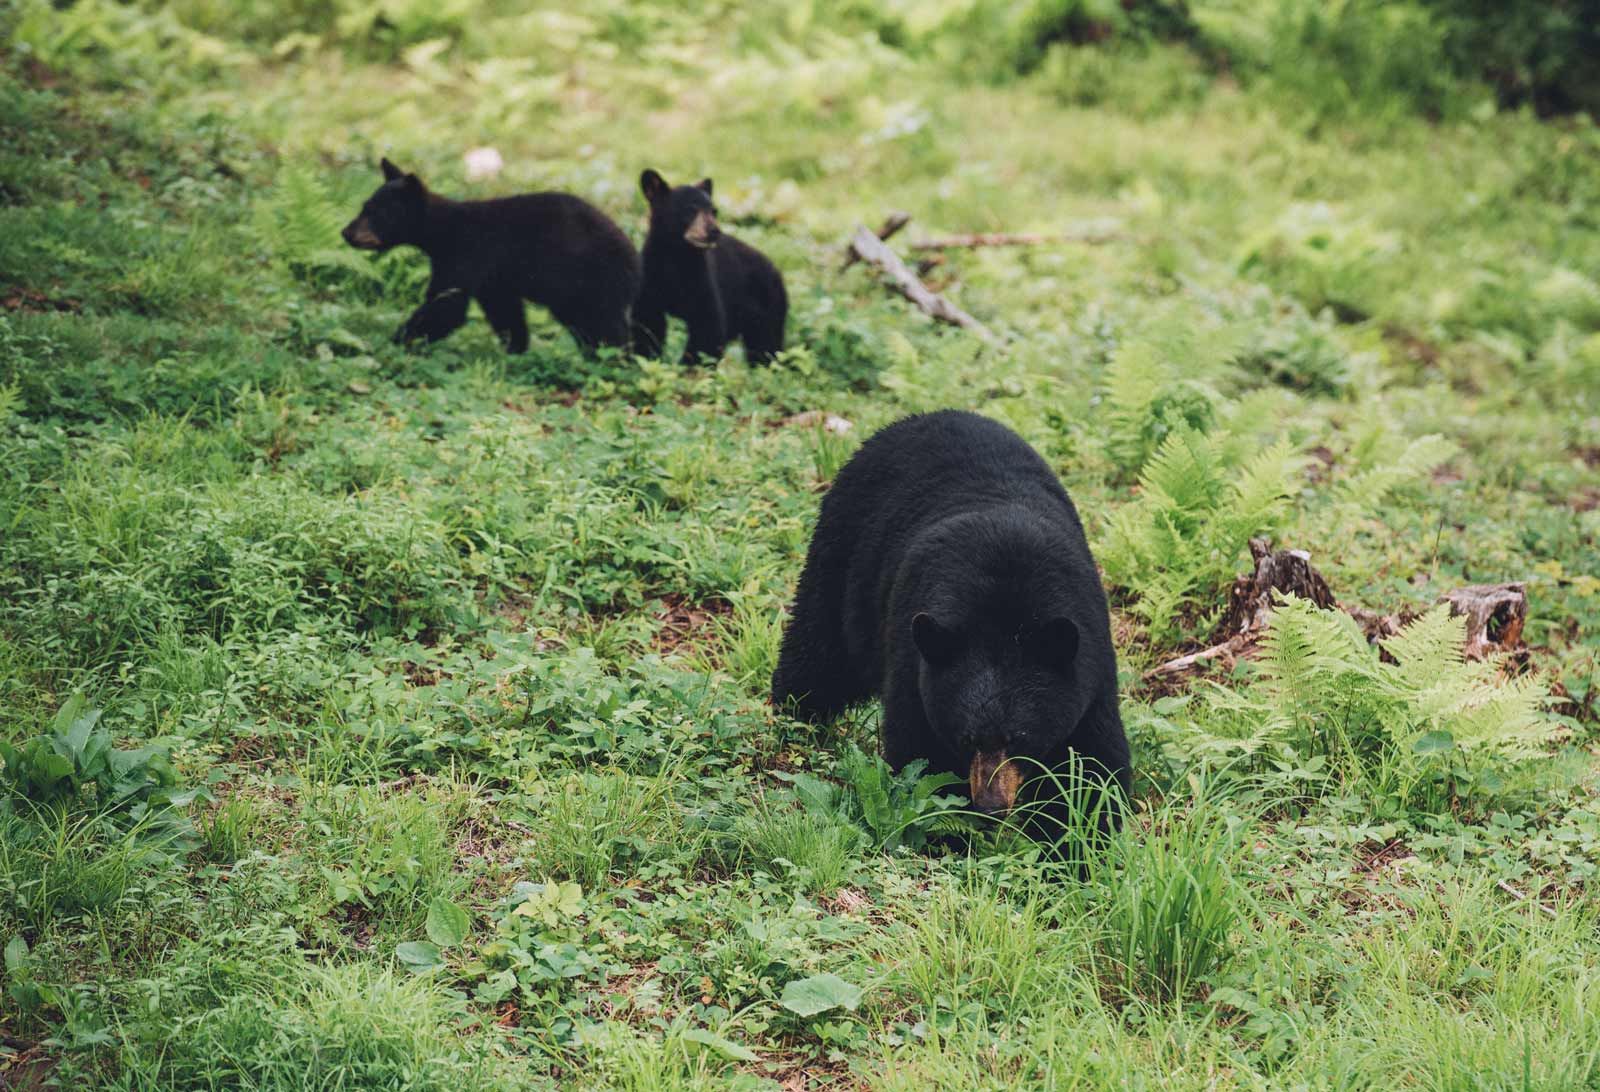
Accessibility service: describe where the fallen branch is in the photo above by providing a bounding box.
[911,224,1124,250]
[845,223,1000,346]
[840,211,910,270]
[1496,878,1559,919]
[779,410,853,435]
[1145,634,1254,679]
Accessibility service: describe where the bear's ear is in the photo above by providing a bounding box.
[695,177,713,196]
[1029,616,1080,671]
[912,612,962,666]
[381,157,404,182]
[640,169,669,204]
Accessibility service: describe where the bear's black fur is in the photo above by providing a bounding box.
[772,410,1132,831]
[341,158,641,354]
[632,170,787,365]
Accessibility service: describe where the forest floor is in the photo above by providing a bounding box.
[2,4,1599,1088]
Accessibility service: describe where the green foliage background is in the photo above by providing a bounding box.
[1,0,1599,1088]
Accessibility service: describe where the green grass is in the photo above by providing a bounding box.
[2,1,1599,1088]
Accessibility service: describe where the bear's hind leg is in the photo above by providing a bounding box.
[742,319,784,365]
[771,579,866,723]
[478,290,529,354]
[396,287,470,347]
[557,305,631,357]
[630,298,668,360]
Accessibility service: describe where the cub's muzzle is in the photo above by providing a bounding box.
[684,210,721,249]
[342,218,382,250]
[969,750,1023,816]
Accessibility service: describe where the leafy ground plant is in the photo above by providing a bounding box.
[1,2,1598,1087]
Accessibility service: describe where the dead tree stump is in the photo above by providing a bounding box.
[1439,583,1527,660]
[1210,538,1336,644]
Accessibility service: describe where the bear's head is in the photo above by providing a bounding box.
[909,608,1082,817]
[640,169,722,250]
[342,159,427,251]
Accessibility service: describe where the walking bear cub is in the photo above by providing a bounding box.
[633,169,787,365]
[341,159,640,354]
[772,411,1132,832]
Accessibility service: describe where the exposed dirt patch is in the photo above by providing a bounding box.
[2,286,81,314]
[1355,836,1415,878]
[334,902,377,951]
[403,660,441,687]
[761,1055,865,1091]
[651,593,731,656]
[1306,444,1336,485]
[1384,324,1442,368]
[0,1038,59,1092]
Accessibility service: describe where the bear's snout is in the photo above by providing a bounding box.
[684,210,721,249]
[343,218,382,250]
[969,750,1023,816]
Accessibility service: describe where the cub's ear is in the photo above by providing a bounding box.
[1029,616,1080,670]
[640,169,669,203]
[381,157,404,181]
[912,612,962,666]
[695,177,713,196]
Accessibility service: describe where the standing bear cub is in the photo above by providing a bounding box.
[342,158,640,354]
[632,169,787,365]
[772,410,1132,832]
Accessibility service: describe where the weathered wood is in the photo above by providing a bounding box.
[845,223,1000,346]
[1148,539,1337,680]
[1146,634,1255,679]
[1496,878,1559,919]
[1345,605,1409,647]
[1211,538,1336,643]
[1439,582,1527,660]
[780,410,853,435]
[1147,543,1531,682]
[910,224,1124,250]
[840,211,911,270]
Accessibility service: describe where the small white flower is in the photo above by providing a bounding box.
[463,147,504,182]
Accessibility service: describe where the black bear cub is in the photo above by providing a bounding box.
[772,410,1132,832]
[341,158,640,354]
[633,169,787,365]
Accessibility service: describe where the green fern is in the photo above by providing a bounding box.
[1101,427,1304,645]
[255,165,381,289]
[1253,597,1555,804]
[1336,433,1458,512]
[1100,315,1232,477]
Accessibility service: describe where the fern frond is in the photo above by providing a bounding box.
[1219,437,1304,543]
[1337,433,1457,511]
[1379,607,1467,688]
[256,165,380,286]
[1138,426,1223,518]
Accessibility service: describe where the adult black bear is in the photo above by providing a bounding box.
[632,170,787,365]
[772,410,1132,832]
[341,159,640,354]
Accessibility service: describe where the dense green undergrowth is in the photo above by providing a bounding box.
[2,1,1599,1088]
